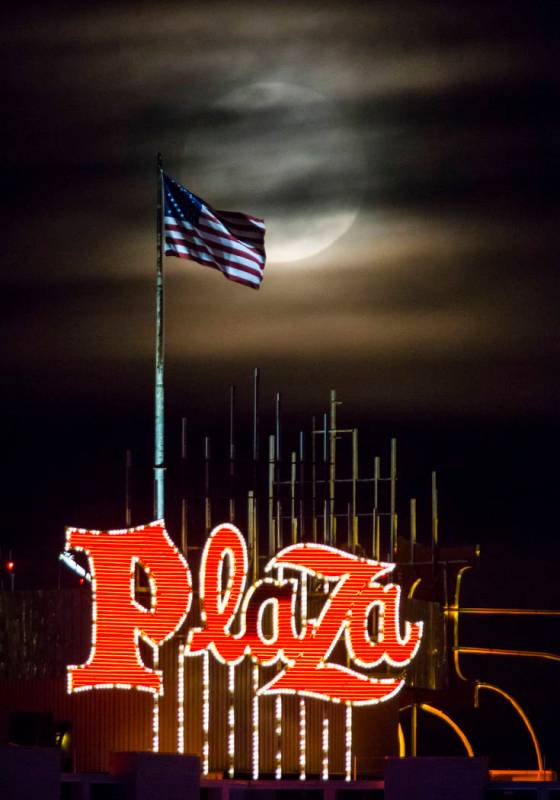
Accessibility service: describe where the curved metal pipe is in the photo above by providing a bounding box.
[474,682,544,772]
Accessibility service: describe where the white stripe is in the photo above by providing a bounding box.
[166,212,265,257]
[166,230,264,275]
[192,218,264,263]
[200,212,265,250]
[165,240,262,285]
[217,211,265,230]
[204,210,266,242]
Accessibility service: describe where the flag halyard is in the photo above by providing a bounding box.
[163,174,266,289]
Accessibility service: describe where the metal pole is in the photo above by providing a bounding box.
[299,431,305,541]
[390,438,397,558]
[181,418,187,553]
[352,428,358,549]
[268,435,275,556]
[125,449,132,527]
[291,451,297,544]
[373,456,380,559]
[154,152,165,520]
[411,703,418,756]
[410,498,417,562]
[431,471,439,552]
[329,391,336,546]
[229,386,235,523]
[248,491,257,582]
[312,417,317,543]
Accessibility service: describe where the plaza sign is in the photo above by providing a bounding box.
[65,521,422,706]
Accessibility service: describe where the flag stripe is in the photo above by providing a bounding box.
[162,173,266,288]
[199,212,265,250]
[165,235,263,281]
[165,218,264,266]
[165,244,261,288]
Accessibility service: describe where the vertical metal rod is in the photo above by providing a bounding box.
[229,385,235,523]
[431,471,439,550]
[268,435,275,556]
[125,449,132,527]
[347,502,352,548]
[181,418,187,553]
[312,417,317,543]
[204,437,211,534]
[373,457,380,559]
[154,152,165,519]
[276,500,282,551]
[248,491,257,582]
[390,438,397,558]
[275,392,281,464]
[352,428,358,548]
[291,451,297,544]
[329,390,337,546]
[299,431,305,540]
[410,498,417,561]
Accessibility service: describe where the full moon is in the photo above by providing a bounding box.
[182,82,364,264]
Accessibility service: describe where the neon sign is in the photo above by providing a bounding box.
[65,521,422,705]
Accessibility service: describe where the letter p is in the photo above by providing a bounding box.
[66,521,191,694]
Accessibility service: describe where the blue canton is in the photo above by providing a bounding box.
[163,174,203,226]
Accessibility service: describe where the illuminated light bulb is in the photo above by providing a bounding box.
[252,664,259,780]
[152,647,159,753]
[345,703,352,781]
[299,698,306,781]
[322,717,329,780]
[274,695,282,779]
[227,664,235,778]
[177,645,185,754]
[202,651,210,775]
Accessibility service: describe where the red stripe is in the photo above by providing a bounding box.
[165,233,263,279]
[214,209,264,225]
[165,237,263,282]
[165,246,260,289]
[166,223,264,268]
[198,217,265,255]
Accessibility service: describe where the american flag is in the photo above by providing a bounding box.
[162,173,266,289]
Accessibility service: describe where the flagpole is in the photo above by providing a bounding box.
[154,153,165,520]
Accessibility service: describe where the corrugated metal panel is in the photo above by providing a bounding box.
[0,677,152,772]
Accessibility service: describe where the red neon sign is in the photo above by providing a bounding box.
[65,522,422,704]
[66,521,191,694]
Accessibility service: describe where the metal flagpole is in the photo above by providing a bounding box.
[154,153,165,519]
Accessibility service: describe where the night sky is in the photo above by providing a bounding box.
[1,2,559,756]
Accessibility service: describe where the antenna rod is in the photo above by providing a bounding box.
[154,152,165,519]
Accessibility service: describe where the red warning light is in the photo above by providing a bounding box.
[6,561,14,572]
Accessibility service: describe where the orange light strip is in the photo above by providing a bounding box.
[489,770,556,782]
[475,683,544,771]
[453,607,560,616]
[459,647,560,663]
[419,703,474,757]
